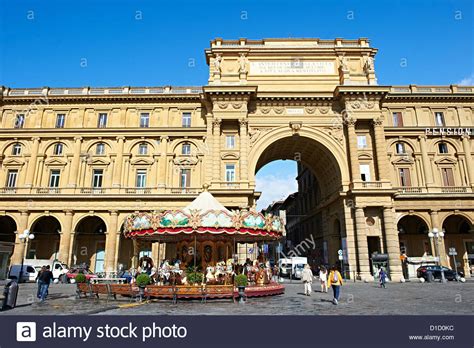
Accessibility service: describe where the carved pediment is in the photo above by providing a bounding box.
[131,158,154,165]
[173,156,199,166]
[392,156,414,164]
[90,158,111,165]
[358,153,373,161]
[1,158,25,167]
[221,152,240,160]
[44,158,67,166]
[435,157,457,165]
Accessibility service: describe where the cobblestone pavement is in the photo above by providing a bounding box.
[1,279,472,315]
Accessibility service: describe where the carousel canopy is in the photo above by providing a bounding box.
[123,191,284,242]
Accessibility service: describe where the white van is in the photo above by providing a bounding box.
[278,257,308,279]
[25,259,69,282]
[8,264,38,283]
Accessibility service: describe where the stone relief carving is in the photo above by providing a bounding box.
[239,54,248,74]
[305,107,316,114]
[319,107,330,114]
[232,102,243,110]
[274,107,284,114]
[289,121,302,135]
[260,107,271,114]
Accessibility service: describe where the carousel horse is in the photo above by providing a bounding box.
[206,266,216,284]
[255,266,269,286]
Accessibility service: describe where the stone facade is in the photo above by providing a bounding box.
[0,38,473,280]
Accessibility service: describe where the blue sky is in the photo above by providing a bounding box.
[0,0,472,209]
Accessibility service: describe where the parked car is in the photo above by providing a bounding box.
[8,265,38,283]
[66,268,97,282]
[417,265,463,281]
[26,259,69,282]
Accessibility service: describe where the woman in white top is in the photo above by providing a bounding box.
[319,266,328,293]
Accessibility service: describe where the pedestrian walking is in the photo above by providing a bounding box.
[319,266,328,293]
[36,266,46,299]
[38,265,54,302]
[301,264,313,296]
[327,265,343,305]
[379,267,387,288]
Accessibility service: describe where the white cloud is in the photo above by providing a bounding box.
[457,73,474,86]
[255,173,297,211]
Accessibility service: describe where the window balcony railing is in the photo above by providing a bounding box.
[168,187,200,194]
[36,187,61,194]
[395,186,471,194]
[124,188,152,194]
[0,187,17,194]
[439,186,469,193]
[79,187,107,194]
[395,187,423,194]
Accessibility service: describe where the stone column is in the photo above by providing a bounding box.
[347,118,360,182]
[419,135,434,187]
[112,136,125,187]
[205,115,213,184]
[382,207,403,281]
[355,206,371,279]
[24,137,40,187]
[67,136,82,187]
[429,210,448,266]
[239,118,249,183]
[461,135,474,187]
[10,211,30,264]
[373,117,389,181]
[343,202,358,279]
[212,118,222,183]
[104,210,119,275]
[58,210,74,264]
[157,136,168,188]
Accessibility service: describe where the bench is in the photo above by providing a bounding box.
[145,285,177,303]
[75,283,92,299]
[202,285,235,303]
[90,283,111,300]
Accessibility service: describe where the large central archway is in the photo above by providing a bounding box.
[250,127,349,271]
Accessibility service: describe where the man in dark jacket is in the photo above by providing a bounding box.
[38,265,54,302]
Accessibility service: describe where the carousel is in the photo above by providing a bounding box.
[122,188,285,299]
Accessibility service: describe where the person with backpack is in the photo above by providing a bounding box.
[327,265,343,305]
[379,267,387,288]
[38,265,54,302]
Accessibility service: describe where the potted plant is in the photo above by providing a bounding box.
[75,273,88,298]
[187,272,204,285]
[136,273,150,300]
[234,274,248,303]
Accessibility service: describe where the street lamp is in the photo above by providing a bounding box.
[428,228,446,283]
[18,229,35,283]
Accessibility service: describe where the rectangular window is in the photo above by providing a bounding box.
[136,169,147,188]
[53,143,63,155]
[180,169,190,188]
[357,135,367,149]
[226,135,236,149]
[398,168,412,187]
[225,164,236,182]
[92,169,104,188]
[392,112,404,127]
[139,113,150,128]
[14,114,25,128]
[182,112,191,128]
[441,168,455,186]
[438,143,448,154]
[434,112,445,126]
[49,170,61,188]
[12,143,22,156]
[360,164,371,182]
[96,143,105,155]
[182,143,191,155]
[97,113,108,128]
[138,143,148,155]
[395,143,406,154]
[55,114,66,128]
[6,170,18,187]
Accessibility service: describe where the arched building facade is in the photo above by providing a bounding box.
[0,38,473,280]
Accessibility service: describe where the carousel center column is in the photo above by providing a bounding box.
[104,210,119,276]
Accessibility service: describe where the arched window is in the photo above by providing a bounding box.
[182,143,191,155]
[438,142,449,154]
[395,142,406,154]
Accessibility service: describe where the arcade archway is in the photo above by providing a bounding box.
[72,216,107,273]
[442,214,473,275]
[251,131,347,270]
[0,216,16,279]
[28,216,61,260]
